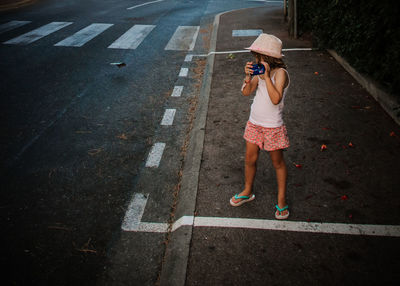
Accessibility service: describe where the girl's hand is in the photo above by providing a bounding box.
[244,62,253,77]
[259,61,271,80]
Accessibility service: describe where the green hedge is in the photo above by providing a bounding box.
[298,0,400,97]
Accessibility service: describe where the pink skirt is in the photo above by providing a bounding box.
[243,121,290,151]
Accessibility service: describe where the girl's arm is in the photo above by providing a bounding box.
[261,64,287,105]
[241,62,258,96]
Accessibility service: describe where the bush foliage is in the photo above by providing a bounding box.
[298,0,400,96]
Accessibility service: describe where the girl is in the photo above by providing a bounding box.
[229,34,290,220]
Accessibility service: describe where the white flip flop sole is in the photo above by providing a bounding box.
[230,194,255,207]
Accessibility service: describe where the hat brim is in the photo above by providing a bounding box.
[244,47,283,58]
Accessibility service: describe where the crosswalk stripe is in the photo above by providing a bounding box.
[4,22,73,45]
[108,24,155,49]
[0,20,31,34]
[165,26,199,51]
[54,23,113,47]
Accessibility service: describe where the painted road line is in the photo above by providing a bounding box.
[108,24,155,49]
[137,222,169,233]
[55,23,113,47]
[127,0,164,10]
[161,109,176,126]
[165,26,200,51]
[184,54,193,62]
[145,142,166,168]
[171,86,183,97]
[4,22,73,45]
[128,216,400,237]
[179,67,188,77]
[0,20,31,34]
[194,48,315,57]
[232,29,263,37]
[121,193,149,231]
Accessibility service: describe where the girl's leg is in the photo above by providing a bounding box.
[269,149,288,216]
[231,141,260,203]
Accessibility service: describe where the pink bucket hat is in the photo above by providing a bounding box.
[245,33,283,59]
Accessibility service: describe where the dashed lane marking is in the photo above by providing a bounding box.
[161,109,176,126]
[4,22,72,45]
[179,67,188,77]
[55,23,113,47]
[121,193,149,231]
[171,86,184,97]
[0,20,31,34]
[108,24,155,50]
[145,142,166,168]
[165,26,200,51]
[184,54,193,62]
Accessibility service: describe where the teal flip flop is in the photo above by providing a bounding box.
[275,204,289,220]
[230,194,255,207]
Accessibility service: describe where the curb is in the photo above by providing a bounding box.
[158,11,221,286]
[0,0,36,11]
[327,49,400,126]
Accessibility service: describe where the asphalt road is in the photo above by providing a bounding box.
[0,0,281,285]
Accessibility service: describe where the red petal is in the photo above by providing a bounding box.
[348,142,354,147]
[341,195,348,200]
[320,144,327,151]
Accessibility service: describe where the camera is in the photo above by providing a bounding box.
[251,64,265,75]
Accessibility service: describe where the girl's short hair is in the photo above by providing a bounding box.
[251,51,287,69]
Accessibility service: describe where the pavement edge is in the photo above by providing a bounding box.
[327,49,400,126]
[158,10,221,286]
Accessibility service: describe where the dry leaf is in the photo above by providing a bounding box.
[117,133,128,140]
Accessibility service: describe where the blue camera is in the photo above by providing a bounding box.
[251,64,265,75]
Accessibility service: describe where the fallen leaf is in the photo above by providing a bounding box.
[117,133,128,140]
[88,148,102,156]
[110,62,126,68]
[314,72,319,75]
[320,144,327,151]
[341,195,348,200]
[348,142,354,148]
[227,53,235,59]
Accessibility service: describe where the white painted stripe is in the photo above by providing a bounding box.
[127,216,400,237]
[165,26,200,51]
[0,20,31,34]
[194,48,315,57]
[232,29,263,37]
[4,22,73,45]
[127,0,164,10]
[55,23,113,47]
[171,86,183,97]
[184,54,193,62]
[179,67,188,77]
[161,109,176,126]
[108,24,155,49]
[121,193,149,231]
[145,142,166,168]
[137,222,169,233]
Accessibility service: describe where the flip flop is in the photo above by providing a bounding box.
[275,205,289,220]
[230,194,255,207]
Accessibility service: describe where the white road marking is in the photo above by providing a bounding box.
[4,22,73,45]
[184,54,193,62]
[126,215,400,237]
[55,23,113,47]
[165,26,200,51]
[145,142,166,168]
[232,29,263,37]
[121,193,149,231]
[127,0,164,10]
[171,86,183,97]
[179,67,188,77]
[194,48,315,57]
[108,24,155,49]
[161,109,176,126]
[0,20,31,34]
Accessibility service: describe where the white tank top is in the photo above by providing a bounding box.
[249,68,290,128]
